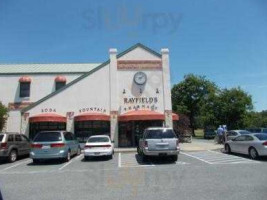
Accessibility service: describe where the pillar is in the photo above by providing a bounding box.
[109,48,119,147]
[161,48,173,128]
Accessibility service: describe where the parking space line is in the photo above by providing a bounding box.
[181,152,212,164]
[74,154,83,161]
[0,159,31,172]
[118,153,121,168]
[59,159,74,171]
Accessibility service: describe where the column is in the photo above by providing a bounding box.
[161,48,173,128]
[109,48,119,147]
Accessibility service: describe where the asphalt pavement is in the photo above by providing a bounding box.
[0,151,267,200]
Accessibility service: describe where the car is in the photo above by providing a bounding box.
[137,127,180,162]
[30,131,81,163]
[84,135,114,160]
[0,132,31,162]
[226,130,251,141]
[224,133,267,159]
[246,128,267,133]
[204,128,216,139]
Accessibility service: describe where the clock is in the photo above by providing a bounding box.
[134,72,147,85]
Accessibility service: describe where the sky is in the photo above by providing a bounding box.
[0,0,266,111]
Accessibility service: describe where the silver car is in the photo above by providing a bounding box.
[225,133,267,159]
[226,130,251,141]
[138,127,180,162]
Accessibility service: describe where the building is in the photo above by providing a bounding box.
[0,43,178,147]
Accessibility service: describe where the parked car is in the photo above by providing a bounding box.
[84,135,114,160]
[204,128,216,139]
[226,130,251,141]
[224,133,267,159]
[246,128,267,133]
[0,132,31,162]
[137,127,180,162]
[30,131,81,163]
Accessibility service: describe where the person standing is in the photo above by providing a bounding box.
[217,125,224,144]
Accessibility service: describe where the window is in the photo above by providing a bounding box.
[0,135,3,142]
[21,135,29,142]
[245,136,254,141]
[233,135,246,142]
[15,135,22,142]
[55,82,66,91]
[20,82,30,97]
[8,135,14,142]
[34,132,62,142]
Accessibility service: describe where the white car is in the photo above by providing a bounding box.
[225,133,267,159]
[84,135,114,160]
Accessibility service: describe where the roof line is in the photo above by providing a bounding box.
[21,43,162,113]
[0,72,89,75]
[0,62,101,65]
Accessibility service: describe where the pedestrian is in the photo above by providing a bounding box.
[217,125,224,144]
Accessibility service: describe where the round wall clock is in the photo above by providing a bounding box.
[134,72,147,85]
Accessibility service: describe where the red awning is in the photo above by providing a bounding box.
[119,110,179,121]
[119,110,165,121]
[29,113,66,123]
[55,76,66,82]
[172,113,179,121]
[74,113,110,122]
[19,76,32,83]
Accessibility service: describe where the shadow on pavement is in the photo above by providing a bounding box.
[27,159,64,166]
[135,154,176,165]
[81,156,111,162]
[0,155,29,165]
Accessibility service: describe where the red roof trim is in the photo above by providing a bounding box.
[19,76,32,83]
[55,76,66,82]
[172,113,179,121]
[29,113,66,123]
[74,113,110,122]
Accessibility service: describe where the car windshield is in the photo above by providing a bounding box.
[145,129,176,139]
[255,134,267,141]
[0,135,3,142]
[262,129,267,133]
[34,132,62,142]
[239,130,251,135]
[88,137,109,143]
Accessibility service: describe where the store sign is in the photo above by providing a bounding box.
[124,97,158,104]
[79,107,107,113]
[117,60,162,70]
[41,108,56,113]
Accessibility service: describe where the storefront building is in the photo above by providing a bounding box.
[0,43,178,147]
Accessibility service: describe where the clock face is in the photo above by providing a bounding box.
[134,72,147,85]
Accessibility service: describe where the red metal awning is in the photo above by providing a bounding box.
[55,76,66,82]
[172,113,179,121]
[74,113,110,122]
[29,113,66,123]
[19,76,32,83]
[119,110,179,121]
[118,110,165,121]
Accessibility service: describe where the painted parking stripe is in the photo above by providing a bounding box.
[0,159,31,172]
[182,150,259,164]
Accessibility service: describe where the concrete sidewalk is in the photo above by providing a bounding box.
[115,138,223,153]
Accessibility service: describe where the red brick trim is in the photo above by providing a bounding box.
[8,102,33,110]
[117,60,162,70]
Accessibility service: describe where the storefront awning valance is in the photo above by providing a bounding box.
[55,76,66,82]
[119,110,165,121]
[29,113,67,123]
[119,110,179,122]
[172,113,179,121]
[74,113,110,122]
[19,76,32,83]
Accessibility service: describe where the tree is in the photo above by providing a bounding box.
[0,102,8,131]
[215,87,253,130]
[172,74,218,136]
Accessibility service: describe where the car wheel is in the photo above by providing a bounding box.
[32,159,40,164]
[249,147,258,160]
[77,147,81,156]
[225,144,231,154]
[8,150,17,163]
[65,151,71,162]
[171,155,178,162]
[137,147,142,155]
[109,154,113,159]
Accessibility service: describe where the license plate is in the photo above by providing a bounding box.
[159,153,167,156]
[94,152,100,155]
[42,145,50,149]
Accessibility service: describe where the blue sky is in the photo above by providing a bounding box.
[0,0,266,111]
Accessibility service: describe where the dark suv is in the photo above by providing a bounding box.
[0,132,31,162]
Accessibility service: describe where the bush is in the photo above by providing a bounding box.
[0,102,8,131]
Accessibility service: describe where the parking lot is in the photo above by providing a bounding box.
[1,150,267,200]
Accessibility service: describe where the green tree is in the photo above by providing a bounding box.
[172,74,218,136]
[0,102,8,131]
[215,87,253,129]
